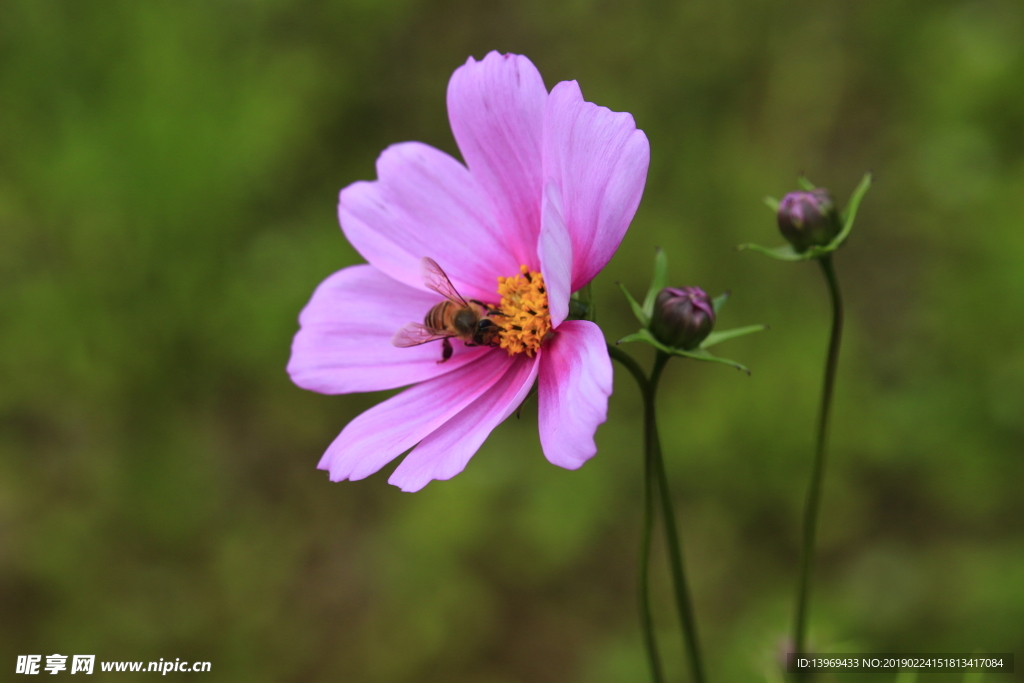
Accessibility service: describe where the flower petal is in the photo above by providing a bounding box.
[389,353,540,492]
[447,52,548,269]
[318,350,516,482]
[538,181,572,327]
[542,80,650,290]
[538,320,612,469]
[340,142,519,302]
[288,265,489,394]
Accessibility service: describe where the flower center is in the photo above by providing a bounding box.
[495,265,551,357]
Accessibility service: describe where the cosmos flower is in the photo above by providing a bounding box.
[288,52,649,491]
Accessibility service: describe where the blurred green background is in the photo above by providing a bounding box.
[2,0,1022,681]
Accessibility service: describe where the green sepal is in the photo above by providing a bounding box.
[712,290,730,314]
[700,324,768,349]
[736,242,806,261]
[616,327,669,350]
[618,282,647,327]
[836,171,873,247]
[616,331,650,345]
[763,196,780,212]
[616,328,752,374]
[641,247,668,321]
[797,176,817,191]
[618,247,668,327]
[671,348,752,375]
[741,172,873,261]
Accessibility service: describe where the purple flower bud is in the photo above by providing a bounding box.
[650,287,715,350]
[777,188,841,252]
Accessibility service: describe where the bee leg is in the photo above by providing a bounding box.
[438,337,453,363]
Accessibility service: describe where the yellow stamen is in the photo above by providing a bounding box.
[495,265,551,357]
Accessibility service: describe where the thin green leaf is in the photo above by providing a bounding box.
[797,176,817,191]
[641,247,668,320]
[617,282,647,326]
[669,348,752,374]
[712,290,730,314]
[764,195,780,212]
[737,242,809,261]
[700,324,769,349]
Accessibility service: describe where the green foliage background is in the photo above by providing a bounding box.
[2,1,1022,681]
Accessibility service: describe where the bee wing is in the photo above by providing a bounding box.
[421,257,469,307]
[391,322,451,348]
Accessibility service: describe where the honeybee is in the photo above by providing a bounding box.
[392,257,502,362]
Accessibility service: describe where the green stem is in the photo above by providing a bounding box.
[608,344,664,683]
[650,351,706,683]
[793,254,844,672]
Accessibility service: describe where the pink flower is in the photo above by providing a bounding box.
[287,52,650,491]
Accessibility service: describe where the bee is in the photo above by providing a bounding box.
[392,257,502,362]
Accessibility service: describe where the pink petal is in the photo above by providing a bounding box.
[388,353,540,492]
[542,80,650,291]
[538,320,613,469]
[318,350,517,482]
[538,181,572,327]
[288,265,489,394]
[340,142,520,302]
[447,52,548,270]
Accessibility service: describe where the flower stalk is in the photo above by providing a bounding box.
[649,351,707,683]
[792,254,844,671]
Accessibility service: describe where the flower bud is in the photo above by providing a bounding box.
[650,287,715,350]
[777,188,841,252]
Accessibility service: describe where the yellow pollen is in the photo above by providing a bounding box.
[495,265,551,357]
